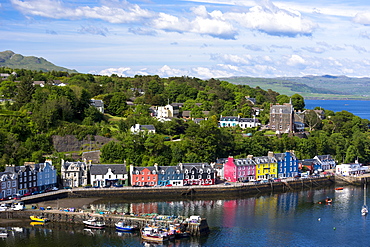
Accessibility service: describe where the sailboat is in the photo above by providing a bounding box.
[361,183,368,216]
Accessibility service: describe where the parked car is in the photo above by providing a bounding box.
[114,184,123,187]
[64,186,72,190]
[51,187,59,191]
[165,184,173,187]
[224,182,231,185]
[23,192,32,196]
[31,191,40,195]
[84,185,92,188]
[242,179,249,183]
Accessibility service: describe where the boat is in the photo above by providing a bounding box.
[30,221,45,226]
[0,228,8,238]
[30,215,49,222]
[325,197,332,204]
[141,226,170,242]
[335,187,344,191]
[115,220,138,232]
[362,183,368,216]
[83,218,106,229]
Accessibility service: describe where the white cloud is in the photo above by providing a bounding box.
[353,12,370,25]
[77,25,109,36]
[192,67,234,78]
[97,67,132,76]
[11,0,153,23]
[211,53,251,65]
[286,54,306,66]
[156,65,188,77]
[225,0,317,36]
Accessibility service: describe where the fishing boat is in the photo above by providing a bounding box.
[362,183,368,216]
[30,215,49,223]
[141,226,170,242]
[115,220,138,232]
[83,218,106,229]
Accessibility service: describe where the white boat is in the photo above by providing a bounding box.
[362,183,368,216]
[115,221,138,232]
[83,218,106,229]
[141,226,170,242]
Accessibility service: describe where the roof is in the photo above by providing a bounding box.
[270,103,293,114]
[91,99,104,107]
[140,125,155,131]
[90,164,126,175]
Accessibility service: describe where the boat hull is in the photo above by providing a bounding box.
[141,234,169,242]
[30,216,49,223]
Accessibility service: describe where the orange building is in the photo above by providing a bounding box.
[130,166,158,186]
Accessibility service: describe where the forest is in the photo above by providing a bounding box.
[0,67,369,173]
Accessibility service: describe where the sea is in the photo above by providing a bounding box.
[1,185,370,247]
[305,99,370,120]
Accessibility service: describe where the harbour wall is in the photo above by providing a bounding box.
[18,176,335,204]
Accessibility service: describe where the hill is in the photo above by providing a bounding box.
[0,50,77,73]
[220,76,370,100]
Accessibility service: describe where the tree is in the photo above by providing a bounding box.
[304,110,322,131]
[14,76,35,109]
[291,94,305,111]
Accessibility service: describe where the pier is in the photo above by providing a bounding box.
[0,210,210,236]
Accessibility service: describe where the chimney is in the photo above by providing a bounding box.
[268,151,274,158]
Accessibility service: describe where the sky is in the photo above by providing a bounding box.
[1,0,370,79]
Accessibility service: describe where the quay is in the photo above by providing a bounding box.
[0,209,210,236]
[16,175,335,204]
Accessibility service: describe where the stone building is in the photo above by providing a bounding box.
[61,159,90,188]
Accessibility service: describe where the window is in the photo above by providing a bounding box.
[198,175,201,179]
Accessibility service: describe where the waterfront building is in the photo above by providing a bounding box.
[219,116,260,129]
[213,158,227,180]
[5,164,37,195]
[314,155,336,170]
[335,163,369,176]
[130,166,158,186]
[90,164,127,187]
[299,159,321,174]
[0,172,17,199]
[254,154,278,180]
[156,164,183,186]
[223,156,256,182]
[61,159,90,188]
[180,163,215,186]
[32,160,57,191]
[274,151,299,178]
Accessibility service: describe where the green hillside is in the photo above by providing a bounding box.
[221,76,370,100]
[0,50,77,73]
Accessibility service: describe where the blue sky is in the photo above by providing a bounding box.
[1,0,370,79]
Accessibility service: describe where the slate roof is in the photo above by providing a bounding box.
[90,164,126,175]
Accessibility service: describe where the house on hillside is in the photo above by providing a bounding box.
[90,164,127,187]
[90,99,104,113]
[61,159,90,188]
[130,124,156,134]
[219,116,260,129]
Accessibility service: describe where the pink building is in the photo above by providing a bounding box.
[224,156,256,182]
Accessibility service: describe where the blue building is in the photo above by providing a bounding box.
[274,151,299,178]
[34,160,57,191]
[157,164,183,186]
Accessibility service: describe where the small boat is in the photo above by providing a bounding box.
[141,226,170,242]
[0,228,8,238]
[115,221,138,232]
[362,183,368,216]
[325,198,332,204]
[83,218,105,229]
[335,187,344,191]
[30,215,49,222]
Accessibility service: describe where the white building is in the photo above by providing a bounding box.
[156,104,179,119]
[61,159,90,188]
[130,124,156,134]
[219,116,260,129]
[90,164,127,187]
[335,163,368,176]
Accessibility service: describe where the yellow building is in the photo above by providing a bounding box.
[254,153,278,180]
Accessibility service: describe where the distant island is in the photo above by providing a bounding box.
[0,50,77,73]
[220,76,370,100]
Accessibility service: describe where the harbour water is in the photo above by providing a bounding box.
[305,99,370,120]
[1,185,370,246]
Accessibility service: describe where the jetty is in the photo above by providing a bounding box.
[0,209,210,236]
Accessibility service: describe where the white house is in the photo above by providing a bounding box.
[91,99,104,113]
[335,163,368,176]
[219,116,260,129]
[90,164,127,187]
[130,124,156,134]
[156,104,180,119]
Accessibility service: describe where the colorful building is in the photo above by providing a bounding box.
[223,156,256,182]
[181,163,215,186]
[274,151,299,178]
[157,164,183,186]
[90,164,127,187]
[33,160,57,191]
[0,172,17,199]
[254,153,278,180]
[130,166,158,186]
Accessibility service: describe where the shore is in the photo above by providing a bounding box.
[32,197,102,209]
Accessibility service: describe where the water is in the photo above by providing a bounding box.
[1,186,370,246]
[305,99,370,120]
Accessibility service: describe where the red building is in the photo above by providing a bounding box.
[130,166,158,186]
